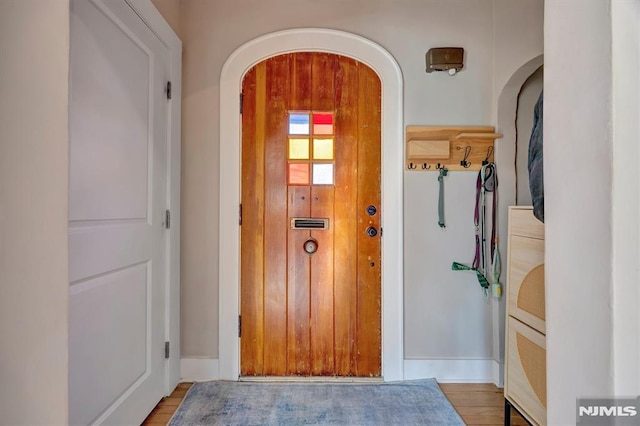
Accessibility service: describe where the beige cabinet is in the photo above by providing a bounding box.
[504,207,546,426]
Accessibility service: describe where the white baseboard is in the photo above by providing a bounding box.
[181,358,219,382]
[404,359,501,385]
[180,357,502,385]
[495,361,504,388]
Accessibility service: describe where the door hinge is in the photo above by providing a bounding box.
[240,93,244,114]
[238,315,242,338]
[166,81,172,100]
[165,210,171,229]
[239,204,242,225]
[380,227,383,237]
[165,341,170,359]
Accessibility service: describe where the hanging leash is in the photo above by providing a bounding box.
[437,166,448,228]
[452,162,502,297]
[484,164,502,298]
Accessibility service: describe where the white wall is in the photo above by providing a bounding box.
[179,0,543,378]
[491,2,544,386]
[611,0,640,397]
[492,0,544,113]
[151,0,181,38]
[0,0,70,423]
[544,1,618,423]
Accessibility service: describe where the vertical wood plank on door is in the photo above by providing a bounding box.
[310,186,336,375]
[333,56,359,376]
[287,53,313,375]
[290,53,312,111]
[311,53,336,111]
[240,65,265,375]
[356,64,382,377]
[310,53,337,375]
[287,186,311,374]
[263,55,290,375]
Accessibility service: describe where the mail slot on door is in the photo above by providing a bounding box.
[290,218,330,230]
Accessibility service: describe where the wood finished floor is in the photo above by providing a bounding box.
[142,382,529,425]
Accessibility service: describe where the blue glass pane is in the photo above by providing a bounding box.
[289,113,310,135]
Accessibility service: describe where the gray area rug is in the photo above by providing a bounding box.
[168,379,464,425]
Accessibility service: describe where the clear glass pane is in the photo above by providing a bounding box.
[289,163,309,185]
[313,113,333,135]
[313,138,334,160]
[312,163,334,185]
[289,113,310,135]
[289,138,309,160]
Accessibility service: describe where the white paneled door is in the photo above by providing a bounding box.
[69,0,170,424]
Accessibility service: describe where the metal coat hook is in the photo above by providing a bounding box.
[482,146,494,165]
[460,146,472,168]
[408,162,416,170]
[436,163,446,170]
[422,162,431,170]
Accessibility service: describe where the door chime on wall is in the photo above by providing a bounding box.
[425,47,464,76]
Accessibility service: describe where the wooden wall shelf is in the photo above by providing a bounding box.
[406,125,502,171]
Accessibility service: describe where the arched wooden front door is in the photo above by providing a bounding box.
[240,52,381,377]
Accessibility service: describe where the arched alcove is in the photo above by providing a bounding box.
[493,54,544,385]
[515,66,543,206]
[496,55,544,207]
[218,29,405,381]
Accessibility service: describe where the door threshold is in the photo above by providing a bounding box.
[239,376,384,383]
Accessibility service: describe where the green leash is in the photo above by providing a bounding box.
[451,262,489,290]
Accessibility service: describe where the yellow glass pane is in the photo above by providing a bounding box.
[289,163,309,185]
[289,138,309,160]
[313,138,334,160]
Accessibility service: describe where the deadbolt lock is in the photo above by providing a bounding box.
[366,205,377,216]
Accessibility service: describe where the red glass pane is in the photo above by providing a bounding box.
[313,113,333,135]
[313,113,333,125]
[288,163,309,185]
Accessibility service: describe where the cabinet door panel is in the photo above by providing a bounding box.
[508,235,545,333]
[509,207,544,239]
[505,317,546,426]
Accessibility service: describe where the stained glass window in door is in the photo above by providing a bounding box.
[288,111,335,185]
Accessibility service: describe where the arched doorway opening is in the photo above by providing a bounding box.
[218,29,404,381]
